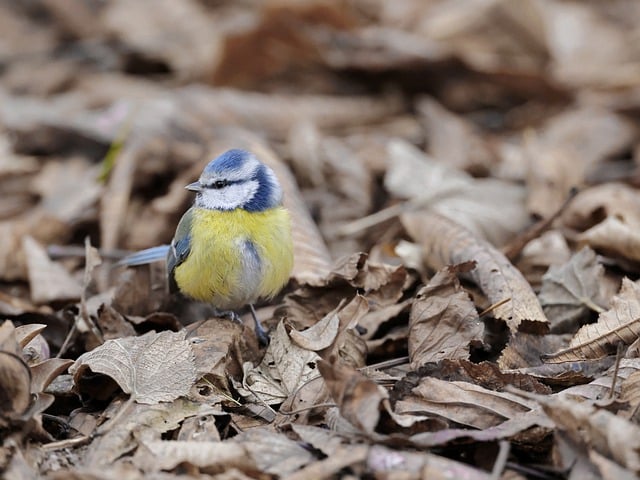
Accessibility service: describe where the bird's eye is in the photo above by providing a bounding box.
[212,180,228,189]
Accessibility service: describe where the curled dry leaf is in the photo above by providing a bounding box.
[577,216,640,263]
[317,357,388,435]
[70,330,197,404]
[240,321,321,405]
[533,393,640,473]
[539,247,609,333]
[386,139,529,247]
[544,278,640,364]
[409,262,484,368]
[402,211,549,334]
[395,376,536,429]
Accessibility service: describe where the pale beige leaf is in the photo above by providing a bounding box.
[14,324,47,349]
[235,428,316,476]
[539,247,608,332]
[85,398,217,467]
[387,139,529,247]
[577,216,640,263]
[409,263,484,368]
[395,377,536,429]
[136,440,252,473]
[535,393,640,472]
[23,235,83,304]
[240,321,321,405]
[289,310,340,351]
[70,330,197,404]
[402,211,549,333]
[544,278,640,363]
[367,444,492,480]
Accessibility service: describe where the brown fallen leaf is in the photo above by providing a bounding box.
[134,439,253,474]
[367,444,492,480]
[83,397,218,468]
[239,321,321,405]
[318,357,428,436]
[70,330,197,404]
[402,211,549,334]
[416,97,494,173]
[544,278,640,363]
[539,247,609,333]
[395,376,536,429]
[23,235,83,304]
[317,357,388,435]
[529,392,640,473]
[562,183,640,232]
[577,216,640,263]
[385,139,529,247]
[409,262,484,368]
[233,428,317,477]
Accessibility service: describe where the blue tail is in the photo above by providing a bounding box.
[117,245,170,266]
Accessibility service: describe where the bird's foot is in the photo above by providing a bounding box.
[212,307,270,347]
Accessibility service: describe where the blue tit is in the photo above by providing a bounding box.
[119,149,294,344]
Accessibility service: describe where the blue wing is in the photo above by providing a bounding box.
[167,208,194,293]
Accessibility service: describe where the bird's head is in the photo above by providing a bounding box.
[187,149,283,212]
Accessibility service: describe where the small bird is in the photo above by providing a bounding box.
[120,149,294,344]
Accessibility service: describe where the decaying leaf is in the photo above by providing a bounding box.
[386,139,529,247]
[544,278,640,363]
[135,439,253,474]
[240,321,321,405]
[403,211,549,333]
[539,247,609,333]
[70,330,197,404]
[318,357,388,435]
[532,393,640,473]
[409,262,484,368]
[395,376,536,429]
[577,216,640,263]
[23,235,83,304]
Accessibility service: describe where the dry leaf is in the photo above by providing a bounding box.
[395,376,536,429]
[416,97,494,172]
[539,247,609,333]
[409,262,484,367]
[534,393,640,472]
[70,330,197,404]
[135,440,252,474]
[544,278,640,363]
[577,216,640,263]
[317,357,388,435]
[240,321,321,405]
[367,444,491,480]
[386,139,529,247]
[403,211,549,333]
[23,235,83,304]
[234,428,316,477]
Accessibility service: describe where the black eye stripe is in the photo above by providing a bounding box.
[204,179,242,189]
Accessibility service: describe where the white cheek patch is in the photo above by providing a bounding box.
[196,180,259,210]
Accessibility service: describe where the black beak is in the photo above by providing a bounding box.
[185,181,203,192]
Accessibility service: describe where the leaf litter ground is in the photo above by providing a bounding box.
[2,1,640,479]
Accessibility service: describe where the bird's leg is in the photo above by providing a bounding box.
[249,304,270,347]
[212,307,270,346]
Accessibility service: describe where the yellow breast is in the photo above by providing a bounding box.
[173,207,293,309]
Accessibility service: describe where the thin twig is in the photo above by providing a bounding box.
[609,342,625,399]
[490,441,511,480]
